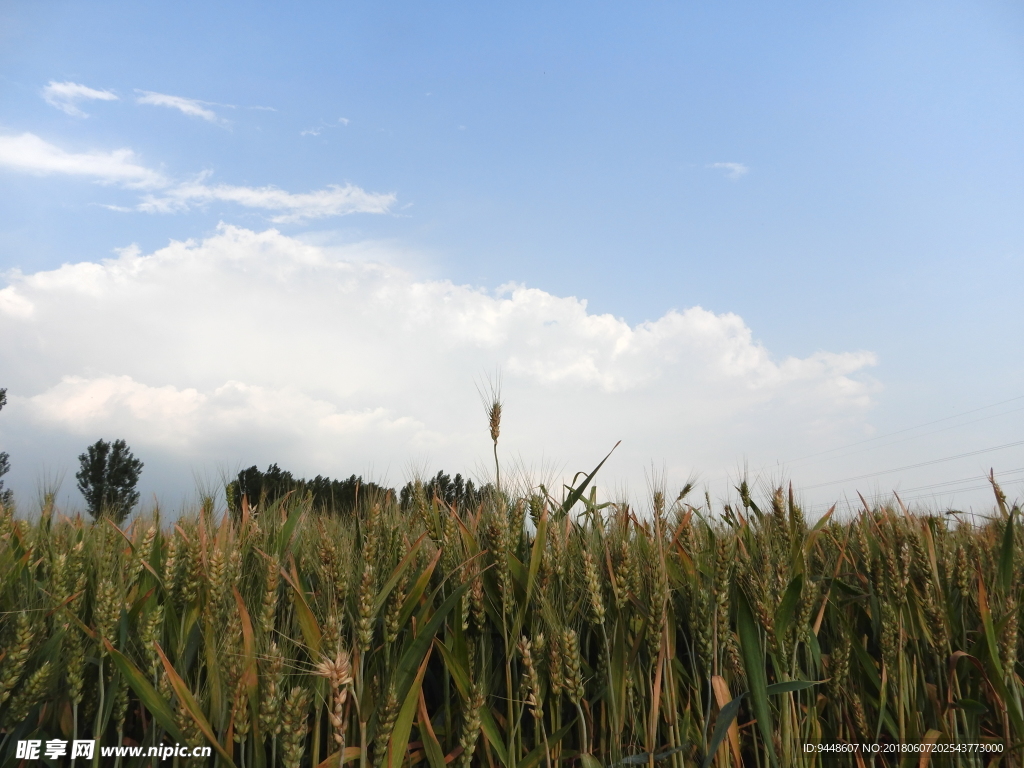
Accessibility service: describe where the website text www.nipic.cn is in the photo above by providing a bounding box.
[16,740,213,761]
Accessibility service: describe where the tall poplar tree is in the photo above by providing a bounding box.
[76,438,144,522]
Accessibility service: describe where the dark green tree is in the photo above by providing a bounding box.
[0,388,10,507]
[75,438,144,522]
[399,470,487,511]
[226,464,393,517]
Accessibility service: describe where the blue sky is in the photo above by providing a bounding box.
[1,1,1022,513]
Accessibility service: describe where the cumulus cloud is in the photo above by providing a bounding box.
[0,133,393,220]
[0,226,879,504]
[136,91,223,123]
[709,162,749,180]
[28,375,421,453]
[42,81,118,117]
[0,132,165,187]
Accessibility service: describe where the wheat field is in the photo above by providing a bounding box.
[0,468,1020,768]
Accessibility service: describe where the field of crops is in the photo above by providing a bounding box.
[0,470,1020,768]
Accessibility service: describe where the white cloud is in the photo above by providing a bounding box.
[0,133,392,220]
[0,132,165,187]
[0,285,34,318]
[709,162,749,180]
[136,91,223,123]
[0,225,879,503]
[42,81,118,117]
[301,118,350,137]
[28,376,421,452]
[138,179,395,222]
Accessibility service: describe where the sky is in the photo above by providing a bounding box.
[1,0,1022,516]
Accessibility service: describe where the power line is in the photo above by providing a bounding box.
[801,440,1024,490]
[785,394,1024,466]
[890,467,1024,495]
[895,480,1024,506]
[855,479,1024,509]
[788,406,1024,470]
[801,467,1023,505]
[803,475,1024,515]
[802,488,1015,516]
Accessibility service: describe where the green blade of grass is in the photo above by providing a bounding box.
[394,579,472,702]
[479,705,510,768]
[281,562,322,657]
[417,688,447,768]
[774,574,803,647]
[737,587,779,768]
[434,639,470,701]
[518,723,574,768]
[765,680,821,695]
[105,641,188,746]
[702,693,744,768]
[396,546,443,630]
[388,648,433,768]
[559,441,620,517]
[154,642,238,768]
[373,533,427,614]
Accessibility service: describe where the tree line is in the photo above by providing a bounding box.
[0,383,487,522]
[227,464,489,516]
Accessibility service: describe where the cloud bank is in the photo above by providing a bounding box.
[42,81,118,117]
[0,133,394,221]
[0,226,879,505]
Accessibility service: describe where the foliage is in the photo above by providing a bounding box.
[75,438,144,522]
[227,465,488,519]
[0,471,1021,768]
[398,471,488,512]
[226,464,395,517]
